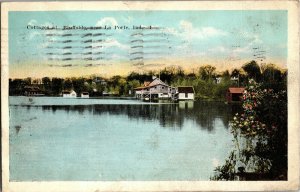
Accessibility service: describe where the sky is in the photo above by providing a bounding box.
[9,10,287,78]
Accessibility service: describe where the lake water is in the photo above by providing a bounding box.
[9,96,241,181]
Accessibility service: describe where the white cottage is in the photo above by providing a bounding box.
[62,90,77,98]
[81,92,89,98]
[177,86,195,100]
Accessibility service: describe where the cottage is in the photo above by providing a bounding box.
[177,86,195,100]
[226,87,245,103]
[134,77,176,100]
[62,90,77,98]
[24,85,45,96]
[81,92,89,98]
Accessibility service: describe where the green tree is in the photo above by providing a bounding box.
[42,77,51,94]
[118,77,127,95]
[72,78,85,94]
[127,72,140,82]
[242,60,262,82]
[160,68,173,84]
[9,79,24,95]
[222,70,230,81]
[199,65,216,81]
[110,75,121,88]
[64,79,73,90]
[51,78,64,95]
[175,66,185,78]
[24,77,32,85]
[261,64,282,82]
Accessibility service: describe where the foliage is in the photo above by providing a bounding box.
[8,60,287,180]
[9,62,286,100]
[242,60,262,82]
[199,65,216,81]
[172,76,232,100]
[211,79,287,180]
[51,78,64,95]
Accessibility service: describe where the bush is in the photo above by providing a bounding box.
[211,79,287,180]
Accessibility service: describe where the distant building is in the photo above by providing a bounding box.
[94,77,107,85]
[215,77,222,84]
[62,90,77,98]
[24,85,45,96]
[177,86,195,100]
[226,87,245,103]
[81,92,89,98]
[134,77,176,100]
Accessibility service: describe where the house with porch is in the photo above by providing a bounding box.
[134,77,177,100]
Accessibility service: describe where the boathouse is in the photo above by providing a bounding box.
[177,86,195,100]
[226,87,245,103]
[81,92,89,98]
[134,77,176,100]
[62,90,77,98]
[24,85,45,96]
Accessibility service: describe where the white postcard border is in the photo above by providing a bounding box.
[1,1,299,191]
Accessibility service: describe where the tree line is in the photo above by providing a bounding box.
[9,60,287,100]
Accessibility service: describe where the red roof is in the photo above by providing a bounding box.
[228,87,245,94]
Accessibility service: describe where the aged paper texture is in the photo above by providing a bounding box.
[1,1,299,191]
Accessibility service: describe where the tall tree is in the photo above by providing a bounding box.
[52,78,64,95]
[72,78,85,94]
[242,60,262,82]
[262,64,282,82]
[160,68,173,84]
[199,65,216,81]
[64,79,73,90]
[42,77,51,92]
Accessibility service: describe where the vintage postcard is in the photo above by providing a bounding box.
[1,1,299,191]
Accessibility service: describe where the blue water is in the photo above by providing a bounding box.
[9,96,239,181]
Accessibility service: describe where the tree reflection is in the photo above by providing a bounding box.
[38,102,241,131]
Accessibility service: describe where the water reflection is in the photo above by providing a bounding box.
[10,100,242,181]
[38,101,241,132]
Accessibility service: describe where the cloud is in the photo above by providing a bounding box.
[179,20,193,30]
[234,29,263,47]
[179,20,227,41]
[96,17,118,27]
[208,46,228,53]
[101,38,129,50]
[232,46,250,54]
[164,20,227,44]
[27,19,37,26]
[109,54,127,60]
